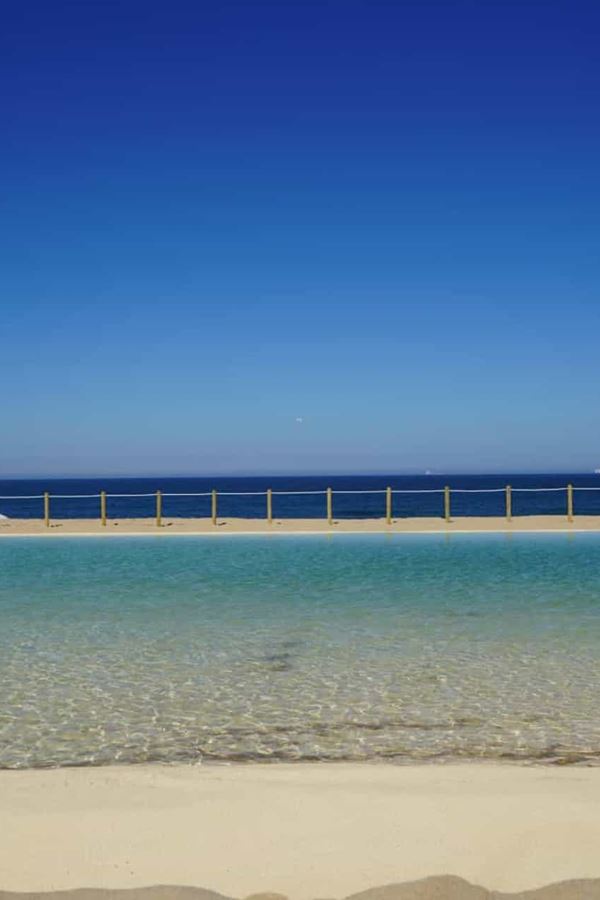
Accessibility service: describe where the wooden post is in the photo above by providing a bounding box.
[506,485,512,522]
[386,486,392,525]
[44,491,50,527]
[100,490,107,526]
[567,484,574,523]
[211,489,218,526]
[267,489,273,524]
[156,490,162,527]
[326,487,333,525]
[444,486,451,522]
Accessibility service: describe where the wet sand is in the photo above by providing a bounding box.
[1,515,599,535]
[1,764,600,899]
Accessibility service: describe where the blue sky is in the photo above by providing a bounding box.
[2,0,599,475]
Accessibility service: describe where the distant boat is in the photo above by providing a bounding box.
[595,469,600,475]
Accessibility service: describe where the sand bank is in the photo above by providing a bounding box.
[1,763,599,899]
[1,515,600,535]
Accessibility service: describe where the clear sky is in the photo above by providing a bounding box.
[2,0,599,476]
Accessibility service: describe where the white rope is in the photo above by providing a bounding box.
[51,494,103,499]
[102,493,157,498]
[451,488,506,494]
[1,486,598,501]
[217,491,268,496]
[511,487,566,492]
[332,489,387,494]
[161,492,212,497]
[392,489,445,494]
[272,490,327,495]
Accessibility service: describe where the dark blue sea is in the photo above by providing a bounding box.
[1,473,600,520]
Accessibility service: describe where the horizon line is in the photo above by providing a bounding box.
[1,469,600,481]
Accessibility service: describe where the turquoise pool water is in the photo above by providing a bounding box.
[1,534,600,767]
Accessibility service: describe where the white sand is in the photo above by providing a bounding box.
[1,515,600,535]
[1,763,600,899]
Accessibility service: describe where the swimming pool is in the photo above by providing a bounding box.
[1,533,599,767]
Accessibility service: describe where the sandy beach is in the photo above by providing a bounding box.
[3,523,600,899]
[1,515,600,535]
[1,763,599,899]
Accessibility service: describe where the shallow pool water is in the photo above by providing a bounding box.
[1,533,600,767]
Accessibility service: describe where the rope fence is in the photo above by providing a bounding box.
[1,484,600,526]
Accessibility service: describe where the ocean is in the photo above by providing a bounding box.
[1,532,600,768]
[1,473,600,519]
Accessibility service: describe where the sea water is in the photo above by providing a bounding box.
[1,533,600,767]
[2,473,600,519]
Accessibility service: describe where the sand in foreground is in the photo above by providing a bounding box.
[2,515,600,534]
[1,764,600,899]
[0,876,599,900]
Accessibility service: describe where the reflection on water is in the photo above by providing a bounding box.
[1,534,600,767]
